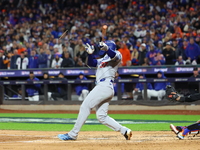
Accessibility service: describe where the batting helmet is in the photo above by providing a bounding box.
[98,40,116,56]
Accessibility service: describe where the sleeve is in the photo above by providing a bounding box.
[160,56,166,65]
[51,60,56,68]
[26,58,29,68]
[106,49,116,59]
[147,83,153,90]
[35,78,41,88]
[121,82,125,93]
[135,83,140,89]
[87,54,97,67]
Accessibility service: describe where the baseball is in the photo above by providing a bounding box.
[103,25,107,29]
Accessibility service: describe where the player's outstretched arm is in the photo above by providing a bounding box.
[87,54,97,67]
[99,41,116,59]
[85,43,97,67]
[166,85,200,102]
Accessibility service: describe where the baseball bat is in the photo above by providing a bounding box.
[59,29,68,39]
[101,25,107,42]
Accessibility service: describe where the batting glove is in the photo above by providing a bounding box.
[85,43,94,54]
[99,41,108,51]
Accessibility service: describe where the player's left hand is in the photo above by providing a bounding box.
[85,43,94,54]
[99,42,108,51]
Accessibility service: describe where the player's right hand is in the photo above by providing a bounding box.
[99,41,108,51]
[85,43,94,54]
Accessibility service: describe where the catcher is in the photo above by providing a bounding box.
[166,85,200,139]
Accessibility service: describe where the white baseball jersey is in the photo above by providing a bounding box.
[67,50,130,140]
[95,51,122,82]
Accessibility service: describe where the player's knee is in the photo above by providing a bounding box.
[82,89,89,95]
[96,114,107,124]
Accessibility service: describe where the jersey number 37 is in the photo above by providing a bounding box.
[100,62,108,68]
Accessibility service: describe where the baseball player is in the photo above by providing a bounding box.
[58,40,132,140]
[166,85,200,139]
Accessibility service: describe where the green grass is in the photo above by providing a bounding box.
[0,113,199,121]
[0,113,199,131]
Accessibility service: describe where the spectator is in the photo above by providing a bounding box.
[16,51,29,69]
[0,0,199,69]
[0,50,6,69]
[152,51,166,65]
[26,71,41,101]
[146,44,158,65]
[118,42,131,66]
[51,53,63,69]
[38,48,48,68]
[180,39,189,60]
[51,72,68,100]
[138,43,147,65]
[142,57,150,66]
[10,49,19,69]
[28,50,38,68]
[17,44,26,55]
[162,42,176,65]
[171,39,181,59]
[131,46,139,65]
[42,72,54,101]
[74,39,85,58]
[3,51,12,69]
[153,71,170,101]
[65,42,74,58]
[175,56,186,65]
[157,41,163,52]
[62,44,73,59]
[12,87,22,98]
[132,74,153,101]
[185,37,200,65]
[61,52,75,68]
[74,44,88,67]
[53,39,62,54]
[75,72,89,101]
[188,67,200,94]
[46,49,54,68]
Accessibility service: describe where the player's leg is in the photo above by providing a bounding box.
[28,96,33,101]
[184,93,200,102]
[170,124,185,134]
[58,82,114,140]
[96,102,132,140]
[47,92,53,100]
[157,90,165,101]
[142,89,153,100]
[132,90,138,101]
[82,89,89,100]
[33,95,39,101]
[176,122,200,139]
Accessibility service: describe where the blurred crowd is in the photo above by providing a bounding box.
[0,0,200,69]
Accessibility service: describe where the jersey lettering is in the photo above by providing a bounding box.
[100,62,108,68]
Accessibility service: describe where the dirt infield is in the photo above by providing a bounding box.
[0,109,200,149]
[0,130,199,150]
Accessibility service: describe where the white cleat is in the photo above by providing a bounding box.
[170,124,179,134]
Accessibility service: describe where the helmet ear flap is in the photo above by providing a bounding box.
[105,40,116,51]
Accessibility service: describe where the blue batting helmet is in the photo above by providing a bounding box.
[105,40,116,51]
[98,40,116,56]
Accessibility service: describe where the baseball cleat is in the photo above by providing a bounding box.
[124,129,132,140]
[177,132,184,139]
[58,133,75,141]
[170,124,179,134]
